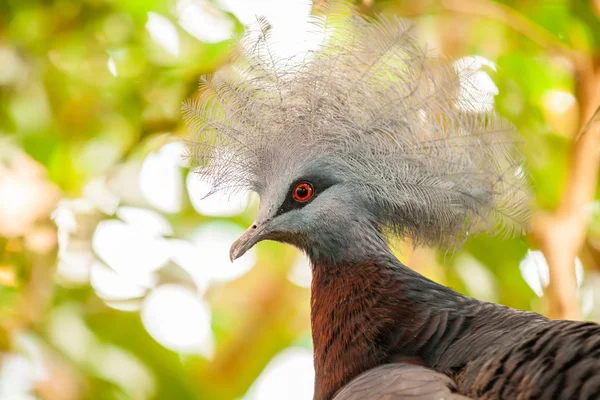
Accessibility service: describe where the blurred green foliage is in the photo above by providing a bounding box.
[0,0,599,399]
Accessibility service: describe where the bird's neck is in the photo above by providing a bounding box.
[309,254,468,400]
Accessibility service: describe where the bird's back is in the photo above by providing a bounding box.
[454,319,600,399]
[335,297,600,400]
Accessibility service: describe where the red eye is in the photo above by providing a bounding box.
[293,182,313,202]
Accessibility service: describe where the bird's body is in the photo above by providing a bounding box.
[185,3,600,398]
[312,250,600,399]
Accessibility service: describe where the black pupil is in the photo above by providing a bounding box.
[296,186,308,199]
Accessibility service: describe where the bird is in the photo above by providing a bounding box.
[183,3,600,399]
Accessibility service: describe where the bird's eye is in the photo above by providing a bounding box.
[293,182,313,202]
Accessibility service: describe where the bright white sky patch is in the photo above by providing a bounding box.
[219,0,326,67]
[520,250,551,297]
[189,221,256,283]
[542,90,576,115]
[139,143,185,214]
[92,219,169,284]
[0,334,47,400]
[141,284,213,356]
[82,177,120,215]
[458,55,497,71]
[116,206,173,237]
[107,56,118,76]
[52,199,97,286]
[56,249,94,285]
[187,174,250,217]
[288,253,311,289]
[0,354,37,400]
[519,249,583,297]
[218,0,310,28]
[52,199,94,255]
[453,55,498,113]
[167,238,210,294]
[247,347,315,400]
[177,0,233,43]
[146,12,180,56]
[103,299,143,312]
[89,261,149,301]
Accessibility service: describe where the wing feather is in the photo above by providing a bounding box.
[333,363,471,400]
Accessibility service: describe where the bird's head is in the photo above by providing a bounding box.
[184,12,530,266]
[228,157,384,265]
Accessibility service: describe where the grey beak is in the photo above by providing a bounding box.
[229,221,270,262]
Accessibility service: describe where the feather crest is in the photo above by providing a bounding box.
[183,7,531,247]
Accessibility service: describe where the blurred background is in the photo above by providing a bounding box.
[1,0,600,399]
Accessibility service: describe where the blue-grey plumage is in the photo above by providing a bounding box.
[183,4,600,400]
[184,5,531,255]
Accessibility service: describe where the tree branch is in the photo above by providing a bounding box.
[532,106,600,320]
[393,0,583,62]
[437,0,581,60]
[392,0,600,319]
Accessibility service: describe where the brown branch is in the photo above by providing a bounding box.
[437,0,581,60]
[532,106,600,320]
[394,0,600,319]
[394,0,583,62]
[531,48,600,321]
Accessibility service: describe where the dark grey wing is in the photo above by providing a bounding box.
[455,320,600,399]
[333,363,471,400]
